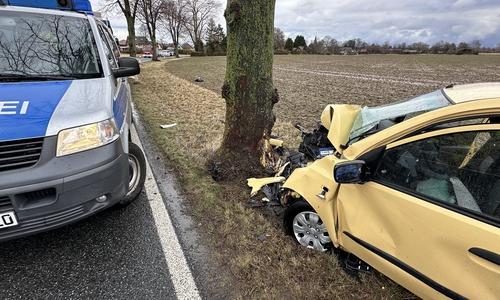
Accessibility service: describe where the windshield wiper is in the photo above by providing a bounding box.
[0,73,76,81]
[345,126,381,148]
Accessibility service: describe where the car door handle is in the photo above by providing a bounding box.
[469,248,500,266]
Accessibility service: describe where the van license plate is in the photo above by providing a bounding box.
[0,211,18,229]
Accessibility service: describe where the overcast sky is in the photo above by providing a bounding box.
[91,0,500,48]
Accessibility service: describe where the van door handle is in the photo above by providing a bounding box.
[469,248,500,266]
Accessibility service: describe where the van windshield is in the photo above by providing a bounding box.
[0,10,101,79]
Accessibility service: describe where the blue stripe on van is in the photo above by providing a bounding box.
[113,82,128,130]
[0,81,72,141]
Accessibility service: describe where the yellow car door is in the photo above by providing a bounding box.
[336,124,500,300]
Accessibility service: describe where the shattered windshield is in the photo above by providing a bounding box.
[348,89,452,142]
[0,10,101,79]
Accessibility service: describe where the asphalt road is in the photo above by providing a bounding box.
[0,109,231,299]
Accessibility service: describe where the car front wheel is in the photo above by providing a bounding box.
[118,142,146,207]
[284,200,332,252]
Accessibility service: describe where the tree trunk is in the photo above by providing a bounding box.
[126,15,137,57]
[118,0,137,57]
[214,0,278,179]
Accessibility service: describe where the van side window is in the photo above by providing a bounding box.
[375,130,500,221]
[97,23,119,69]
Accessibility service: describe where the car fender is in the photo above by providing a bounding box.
[283,155,346,247]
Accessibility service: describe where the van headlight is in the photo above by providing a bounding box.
[56,118,119,157]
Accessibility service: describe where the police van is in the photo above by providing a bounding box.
[0,0,146,241]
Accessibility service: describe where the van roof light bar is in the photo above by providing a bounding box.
[5,0,93,14]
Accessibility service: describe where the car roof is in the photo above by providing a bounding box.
[443,82,500,104]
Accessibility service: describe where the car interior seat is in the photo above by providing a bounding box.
[485,180,500,218]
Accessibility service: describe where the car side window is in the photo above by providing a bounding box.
[375,130,500,220]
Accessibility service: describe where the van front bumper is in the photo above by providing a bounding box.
[0,136,129,242]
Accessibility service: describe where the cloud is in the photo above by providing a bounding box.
[90,0,500,47]
[274,0,500,47]
[451,0,477,9]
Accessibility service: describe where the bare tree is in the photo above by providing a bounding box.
[433,40,453,54]
[343,39,355,49]
[137,0,163,60]
[410,41,429,53]
[458,42,470,49]
[274,27,285,51]
[447,43,457,54]
[137,24,149,38]
[214,0,278,179]
[366,43,381,54]
[323,35,340,54]
[159,0,188,57]
[470,39,482,52]
[354,38,366,50]
[381,41,391,54]
[184,0,222,52]
[99,0,140,57]
[308,36,324,54]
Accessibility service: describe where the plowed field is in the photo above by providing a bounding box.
[167,54,500,134]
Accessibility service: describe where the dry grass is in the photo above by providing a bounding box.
[131,54,498,299]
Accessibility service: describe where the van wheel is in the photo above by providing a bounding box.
[283,200,332,252]
[119,142,146,207]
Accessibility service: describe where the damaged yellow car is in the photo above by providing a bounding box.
[282,82,500,300]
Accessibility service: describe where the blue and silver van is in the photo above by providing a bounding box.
[0,0,146,241]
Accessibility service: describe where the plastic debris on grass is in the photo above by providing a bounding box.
[160,123,177,129]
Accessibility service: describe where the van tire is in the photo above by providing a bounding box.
[119,142,146,207]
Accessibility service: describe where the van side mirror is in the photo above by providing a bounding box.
[334,161,368,184]
[112,57,140,78]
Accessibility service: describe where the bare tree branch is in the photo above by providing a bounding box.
[98,0,140,57]
[136,0,164,59]
[158,0,188,57]
[184,0,222,52]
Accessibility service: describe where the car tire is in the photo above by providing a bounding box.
[118,142,146,207]
[283,199,333,252]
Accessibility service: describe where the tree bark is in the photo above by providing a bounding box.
[214,0,278,179]
[126,14,137,57]
[113,0,138,57]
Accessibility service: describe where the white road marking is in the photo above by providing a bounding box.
[131,125,201,300]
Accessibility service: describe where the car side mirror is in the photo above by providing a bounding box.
[112,57,140,78]
[334,160,368,184]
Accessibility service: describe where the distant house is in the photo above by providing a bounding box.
[134,36,148,53]
[402,49,418,54]
[119,39,129,52]
[123,36,162,55]
[181,43,195,52]
[339,47,357,55]
[164,43,181,51]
